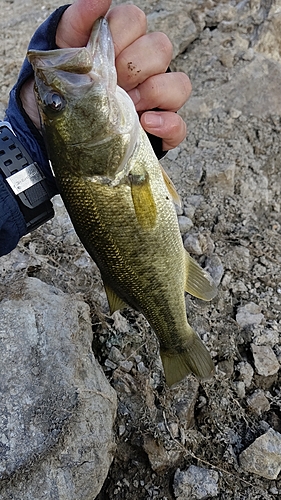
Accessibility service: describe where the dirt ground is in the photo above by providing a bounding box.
[1,0,281,499]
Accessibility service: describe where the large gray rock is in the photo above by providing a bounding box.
[239,428,281,479]
[0,277,117,500]
[173,465,219,499]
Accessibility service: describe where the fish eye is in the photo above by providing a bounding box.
[43,92,65,112]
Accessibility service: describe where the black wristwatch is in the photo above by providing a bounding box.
[0,121,54,232]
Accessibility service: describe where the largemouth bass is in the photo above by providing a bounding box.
[27,18,217,387]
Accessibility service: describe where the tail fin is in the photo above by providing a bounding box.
[160,331,215,387]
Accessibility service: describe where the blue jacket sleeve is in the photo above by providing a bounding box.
[0,5,69,257]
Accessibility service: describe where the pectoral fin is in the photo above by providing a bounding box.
[129,172,157,229]
[104,283,127,314]
[160,164,182,207]
[160,327,215,387]
[185,251,217,301]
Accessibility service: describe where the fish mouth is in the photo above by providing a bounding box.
[28,47,93,74]
[28,17,117,91]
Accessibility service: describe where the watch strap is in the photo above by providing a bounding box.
[0,122,54,231]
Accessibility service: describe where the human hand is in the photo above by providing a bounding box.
[21,0,191,152]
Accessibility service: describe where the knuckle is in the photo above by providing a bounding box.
[150,32,173,63]
[128,5,147,31]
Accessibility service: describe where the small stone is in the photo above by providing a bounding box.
[205,160,235,194]
[119,424,126,437]
[183,234,202,255]
[247,390,270,415]
[143,436,182,472]
[104,359,118,370]
[252,328,279,347]
[239,428,281,479]
[165,147,181,161]
[229,108,242,119]
[236,302,264,328]
[183,205,195,220]
[251,344,279,376]
[237,361,254,388]
[226,246,250,272]
[119,360,133,373]
[234,381,245,398]
[173,465,219,499]
[204,255,224,286]
[137,361,148,374]
[108,346,125,364]
[269,486,279,495]
[178,215,193,234]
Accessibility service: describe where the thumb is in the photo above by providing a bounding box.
[56,0,111,48]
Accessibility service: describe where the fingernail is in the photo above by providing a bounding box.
[128,88,141,105]
[142,112,163,129]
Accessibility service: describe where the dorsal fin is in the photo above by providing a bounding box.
[160,164,182,207]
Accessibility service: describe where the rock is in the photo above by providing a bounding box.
[255,5,281,62]
[173,466,219,499]
[178,215,193,234]
[236,302,264,328]
[251,344,280,377]
[147,7,197,58]
[143,436,182,472]
[205,160,235,194]
[234,381,245,399]
[204,254,224,286]
[252,327,279,347]
[239,428,281,479]
[184,234,203,255]
[184,232,214,256]
[225,246,251,273]
[236,361,254,388]
[0,277,117,500]
[171,377,200,432]
[247,390,270,415]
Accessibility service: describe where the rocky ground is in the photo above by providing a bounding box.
[1,0,281,499]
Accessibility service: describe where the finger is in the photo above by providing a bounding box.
[128,72,192,113]
[56,0,111,48]
[106,5,147,57]
[140,111,187,151]
[116,32,173,91]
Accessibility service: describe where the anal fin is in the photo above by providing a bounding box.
[104,283,127,314]
[185,251,217,301]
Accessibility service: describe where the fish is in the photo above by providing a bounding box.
[27,17,217,387]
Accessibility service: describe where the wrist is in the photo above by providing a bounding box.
[0,121,54,232]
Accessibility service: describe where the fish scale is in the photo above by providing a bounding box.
[28,17,217,387]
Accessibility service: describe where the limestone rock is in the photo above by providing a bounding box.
[173,465,219,499]
[147,7,197,57]
[178,215,193,234]
[251,344,280,377]
[247,390,270,415]
[205,160,235,194]
[239,428,281,479]
[0,277,117,500]
[236,361,254,388]
[236,302,264,328]
[143,436,182,472]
